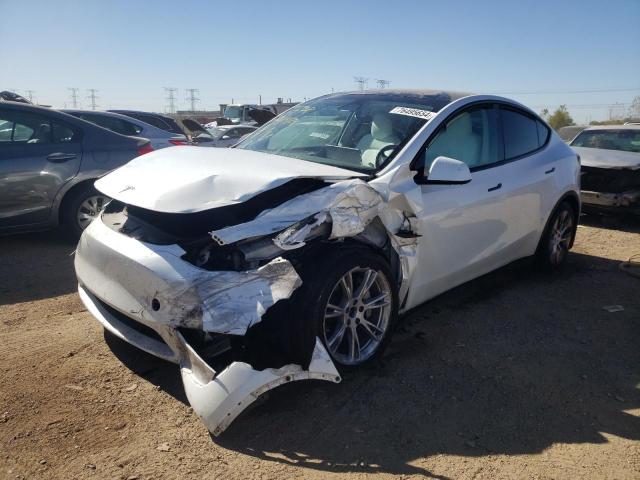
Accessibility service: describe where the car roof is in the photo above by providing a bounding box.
[583,124,640,131]
[327,88,472,100]
[214,124,257,130]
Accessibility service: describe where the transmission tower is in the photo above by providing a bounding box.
[375,79,390,89]
[26,90,35,102]
[185,88,200,112]
[87,89,99,110]
[354,77,369,91]
[164,87,178,114]
[68,88,80,108]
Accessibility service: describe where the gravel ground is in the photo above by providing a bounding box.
[1,215,639,480]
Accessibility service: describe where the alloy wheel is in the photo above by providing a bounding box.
[549,209,574,264]
[323,267,392,365]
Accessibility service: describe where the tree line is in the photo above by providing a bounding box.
[540,95,640,130]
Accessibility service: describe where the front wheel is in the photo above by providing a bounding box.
[536,201,577,269]
[288,249,398,369]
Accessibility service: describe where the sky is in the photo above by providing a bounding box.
[1,0,639,124]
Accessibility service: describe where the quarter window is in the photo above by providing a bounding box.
[501,108,540,159]
[421,106,500,171]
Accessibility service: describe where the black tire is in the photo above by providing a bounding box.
[536,201,577,269]
[61,184,110,239]
[286,248,399,370]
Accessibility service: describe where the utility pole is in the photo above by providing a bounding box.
[375,79,390,89]
[185,88,200,112]
[87,89,99,110]
[68,88,80,108]
[164,87,178,114]
[26,90,35,102]
[259,94,262,105]
[354,77,368,91]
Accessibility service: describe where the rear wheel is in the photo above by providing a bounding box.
[536,201,576,269]
[62,185,110,238]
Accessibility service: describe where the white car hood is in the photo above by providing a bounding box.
[573,146,640,170]
[95,146,367,213]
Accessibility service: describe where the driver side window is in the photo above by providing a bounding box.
[421,106,500,171]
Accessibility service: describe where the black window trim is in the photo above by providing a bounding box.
[410,100,551,177]
[0,110,82,146]
[499,104,550,164]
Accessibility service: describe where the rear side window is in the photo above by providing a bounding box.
[501,108,540,160]
[78,114,142,136]
[136,114,172,131]
[0,110,79,144]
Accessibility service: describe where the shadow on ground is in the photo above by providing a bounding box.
[212,252,640,476]
[580,212,640,233]
[105,248,640,477]
[0,229,78,305]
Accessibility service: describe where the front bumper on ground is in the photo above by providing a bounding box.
[79,284,341,435]
[581,189,640,209]
[75,217,341,435]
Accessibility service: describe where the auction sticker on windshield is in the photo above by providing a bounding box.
[390,106,436,121]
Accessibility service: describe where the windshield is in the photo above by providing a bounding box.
[206,126,230,140]
[235,92,454,173]
[572,129,640,153]
[224,106,243,120]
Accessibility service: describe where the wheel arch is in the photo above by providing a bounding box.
[58,178,99,225]
[537,190,581,252]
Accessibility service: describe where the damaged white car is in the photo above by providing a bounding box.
[75,90,581,435]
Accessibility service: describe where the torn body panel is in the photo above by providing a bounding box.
[78,283,339,436]
[79,164,423,436]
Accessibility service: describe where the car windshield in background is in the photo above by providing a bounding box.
[206,127,229,140]
[236,92,455,173]
[572,129,640,153]
[224,106,243,120]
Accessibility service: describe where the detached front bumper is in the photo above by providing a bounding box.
[581,189,640,211]
[76,217,341,435]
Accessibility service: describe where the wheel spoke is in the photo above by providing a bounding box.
[360,318,383,340]
[340,271,353,299]
[363,292,390,310]
[328,323,347,350]
[348,327,360,361]
[355,269,377,300]
[325,303,345,318]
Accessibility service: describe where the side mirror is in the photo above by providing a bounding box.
[221,135,230,140]
[423,156,471,185]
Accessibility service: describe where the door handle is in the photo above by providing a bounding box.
[46,152,77,162]
[488,183,502,192]
[545,167,555,174]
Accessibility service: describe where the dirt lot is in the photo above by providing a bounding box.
[1,215,639,480]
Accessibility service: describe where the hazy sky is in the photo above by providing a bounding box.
[1,0,639,123]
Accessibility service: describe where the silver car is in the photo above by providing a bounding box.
[205,125,257,147]
[64,110,189,150]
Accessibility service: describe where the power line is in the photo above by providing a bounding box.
[491,87,640,95]
[87,89,99,110]
[164,87,178,114]
[67,88,80,108]
[185,88,200,112]
[354,77,368,91]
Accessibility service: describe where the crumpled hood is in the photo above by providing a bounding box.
[95,146,366,213]
[573,146,640,170]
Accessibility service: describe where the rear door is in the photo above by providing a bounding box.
[0,108,82,229]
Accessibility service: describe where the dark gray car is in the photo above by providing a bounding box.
[0,102,150,237]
